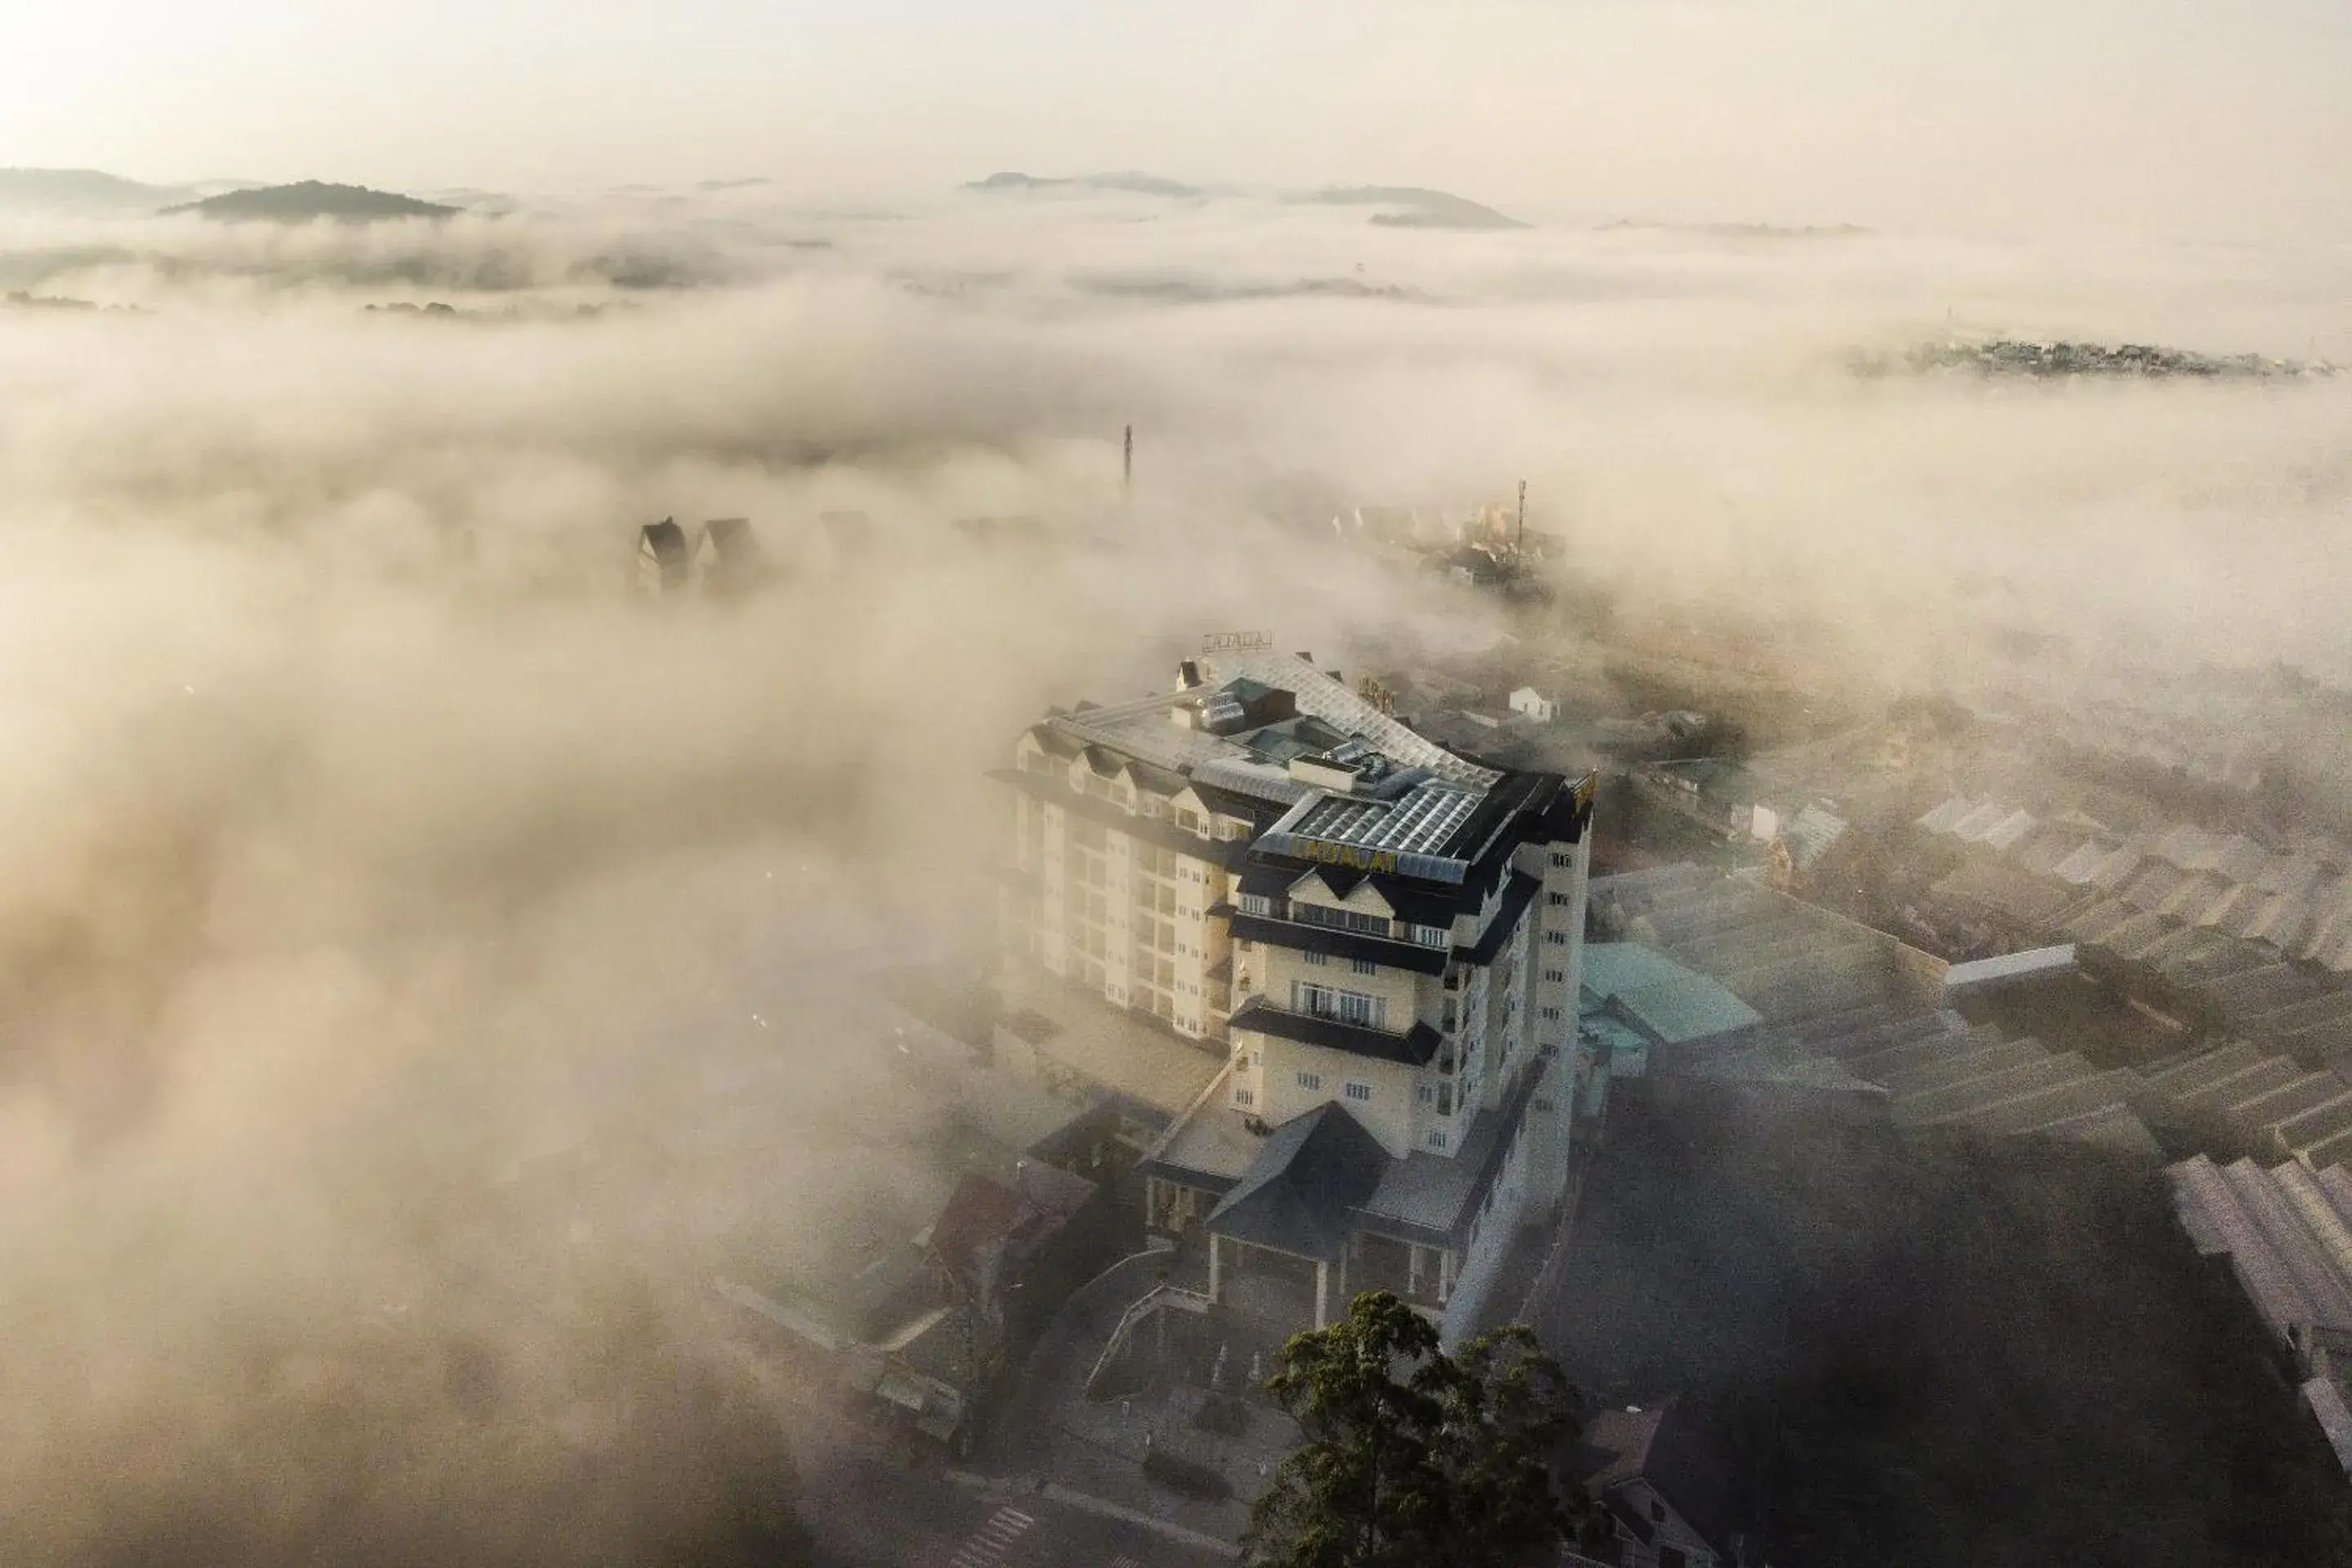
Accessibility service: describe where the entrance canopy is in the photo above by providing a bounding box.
[1205,1102,1389,1263]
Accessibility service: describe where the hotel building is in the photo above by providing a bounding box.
[996,649,1597,1340]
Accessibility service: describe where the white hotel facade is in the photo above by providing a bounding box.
[996,649,1596,1340]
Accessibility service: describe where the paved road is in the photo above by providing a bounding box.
[800,1441,1233,1567]
[713,1283,1236,1567]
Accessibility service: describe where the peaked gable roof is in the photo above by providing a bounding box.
[1205,1102,1390,1261]
[1571,1400,1749,1559]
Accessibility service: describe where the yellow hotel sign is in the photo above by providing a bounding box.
[1296,839,1401,874]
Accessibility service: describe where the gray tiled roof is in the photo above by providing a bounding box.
[1205,1102,1389,1262]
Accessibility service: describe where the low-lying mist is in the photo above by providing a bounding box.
[0,182,2346,1560]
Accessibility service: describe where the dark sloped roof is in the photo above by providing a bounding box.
[930,1163,1097,1283]
[1304,866,1371,901]
[1206,1102,1390,1261]
[1227,996,1443,1066]
[1539,773,1597,844]
[1570,1400,1749,1559]
[1185,782,1285,824]
[703,515,759,559]
[1125,759,1189,798]
[1456,872,1542,965]
[640,519,689,562]
[1241,858,1477,924]
[1229,912,1449,976]
[1368,875,1466,928]
[1443,769,1556,864]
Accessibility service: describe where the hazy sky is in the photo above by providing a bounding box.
[8,0,2350,238]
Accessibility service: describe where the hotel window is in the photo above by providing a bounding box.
[1544,967,1566,984]
[1344,1082,1373,1103]
[1297,1071,1323,1092]
[1239,893,1274,917]
[1541,1006,1562,1022]
[1551,850,1573,867]
[1418,1084,1434,1105]
[1293,983,1384,1029]
[1234,1085,1255,1107]
[1426,1129,1449,1151]
[1414,925,1450,948]
[1350,958,1378,976]
[1547,891,1573,907]
[1547,931,1568,946]
[1303,950,1330,968]
[1293,903,1391,937]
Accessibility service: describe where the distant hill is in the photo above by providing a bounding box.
[1859,337,2341,382]
[966,171,1204,198]
[961,172,1523,228]
[0,167,194,212]
[1600,219,1869,239]
[164,181,459,223]
[1072,272,1429,305]
[1298,186,1527,231]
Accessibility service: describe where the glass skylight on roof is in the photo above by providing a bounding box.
[1292,781,1479,854]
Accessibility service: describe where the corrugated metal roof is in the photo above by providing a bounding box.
[1582,942,1763,1045]
[2216,834,2274,887]
[1918,795,1975,835]
[1983,808,2039,853]
[2015,829,2085,877]
[1952,800,2014,843]
[2154,823,2221,872]
[2091,846,2146,891]
[2051,839,2116,884]
[2261,852,2332,901]
[2123,861,2189,912]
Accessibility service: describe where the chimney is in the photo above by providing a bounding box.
[1176,659,1203,690]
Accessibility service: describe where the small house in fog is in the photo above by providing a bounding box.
[695,516,764,595]
[1570,1400,1759,1568]
[635,519,693,595]
[1509,686,1559,723]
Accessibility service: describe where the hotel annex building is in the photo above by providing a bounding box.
[997,648,1596,1340]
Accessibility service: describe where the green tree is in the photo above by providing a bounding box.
[1245,1291,1583,1568]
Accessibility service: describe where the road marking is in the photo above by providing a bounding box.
[948,1505,1035,1568]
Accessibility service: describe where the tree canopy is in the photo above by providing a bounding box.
[1245,1291,1582,1568]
